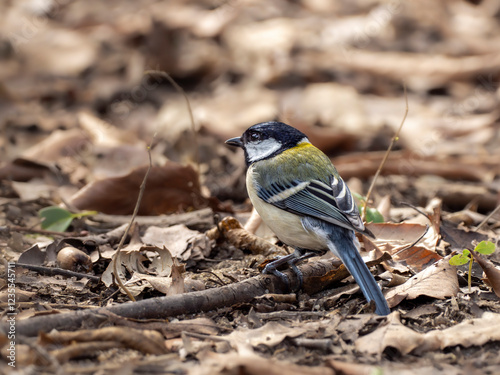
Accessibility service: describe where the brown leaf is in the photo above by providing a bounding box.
[355,312,423,357]
[365,222,441,273]
[470,250,500,298]
[384,256,459,308]
[167,261,185,296]
[0,158,62,182]
[142,224,211,261]
[101,245,173,290]
[69,162,210,215]
[356,311,500,357]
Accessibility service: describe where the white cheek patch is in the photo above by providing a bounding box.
[246,138,282,163]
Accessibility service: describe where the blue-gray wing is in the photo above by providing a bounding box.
[257,177,370,235]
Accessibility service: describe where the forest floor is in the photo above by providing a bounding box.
[1,1,500,374]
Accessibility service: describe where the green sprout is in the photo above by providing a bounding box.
[39,206,97,232]
[449,241,496,292]
[353,192,384,224]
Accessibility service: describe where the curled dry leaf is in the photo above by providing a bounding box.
[167,262,186,296]
[69,162,214,215]
[470,250,500,298]
[384,256,459,308]
[101,245,173,288]
[356,311,500,357]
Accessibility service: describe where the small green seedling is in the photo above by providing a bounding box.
[449,240,496,292]
[353,192,384,224]
[39,206,97,232]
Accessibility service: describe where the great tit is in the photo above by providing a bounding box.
[226,121,390,316]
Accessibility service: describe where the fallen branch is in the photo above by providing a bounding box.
[13,263,100,281]
[8,256,389,337]
[206,216,284,255]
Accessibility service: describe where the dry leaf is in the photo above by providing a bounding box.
[142,224,212,261]
[384,256,459,308]
[225,322,306,354]
[101,245,173,288]
[69,163,209,215]
[356,311,500,357]
[355,312,423,357]
[470,250,500,298]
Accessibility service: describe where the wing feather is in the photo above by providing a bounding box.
[257,177,368,234]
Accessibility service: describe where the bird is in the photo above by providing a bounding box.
[225,121,390,315]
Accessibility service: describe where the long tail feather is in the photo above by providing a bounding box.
[327,233,390,315]
[336,247,390,315]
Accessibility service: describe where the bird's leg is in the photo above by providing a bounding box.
[263,248,315,290]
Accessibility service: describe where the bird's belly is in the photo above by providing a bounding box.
[247,184,326,251]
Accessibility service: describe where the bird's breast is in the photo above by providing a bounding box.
[246,165,327,251]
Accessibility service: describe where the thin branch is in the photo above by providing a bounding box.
[362,83,409,221]
[144,70,200,177]
[1,225,83,237]
[475,203,500,231]
[112,135,157,302]
[13,262,100,281]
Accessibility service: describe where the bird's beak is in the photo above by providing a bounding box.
[225,136,243,147]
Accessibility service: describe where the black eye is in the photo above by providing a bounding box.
[249,131,262,142]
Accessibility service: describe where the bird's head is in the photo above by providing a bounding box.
[225,121,309,165]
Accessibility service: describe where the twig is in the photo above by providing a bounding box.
[112,136,157,302]
[144,70,200,176]
[362,83,409,221]
[391,225,430,258]
[13,262,100,281]
[1,225,83,237]
[475,203,500,231]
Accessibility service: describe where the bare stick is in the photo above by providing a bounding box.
[13,262,100,281]
[362,83,409,221]
[475,203,500,231]
[112,136,157,302]
[144,70,200,176]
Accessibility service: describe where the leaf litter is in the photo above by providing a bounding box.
[1,1,500,374]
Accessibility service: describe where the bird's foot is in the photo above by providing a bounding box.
[262,250,315,291]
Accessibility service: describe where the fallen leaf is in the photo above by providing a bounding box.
[142,224,211,261]
[167,262,186,296]
[355,312,423,357]
[470,250,500,298]
[225,322,306,354]
[356,311,500,357]
[384,256,459,308]
[198,352,334,375]
[0,158,56,182]
[101,245,173,288]
[69,163,210,215]
[366,222,438,253]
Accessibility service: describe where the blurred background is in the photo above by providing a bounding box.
[1,0,499,216]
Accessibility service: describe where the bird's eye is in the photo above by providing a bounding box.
[249,131,262,142]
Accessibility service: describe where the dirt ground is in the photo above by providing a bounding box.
[1,1,500,374]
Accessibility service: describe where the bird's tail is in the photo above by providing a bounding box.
[327,232,390,316]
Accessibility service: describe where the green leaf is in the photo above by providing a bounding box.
[365,207,385,223]
[352,192,366,204]
[39,206,76,232]
[449,251,471,266]
[474,240,496,255]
